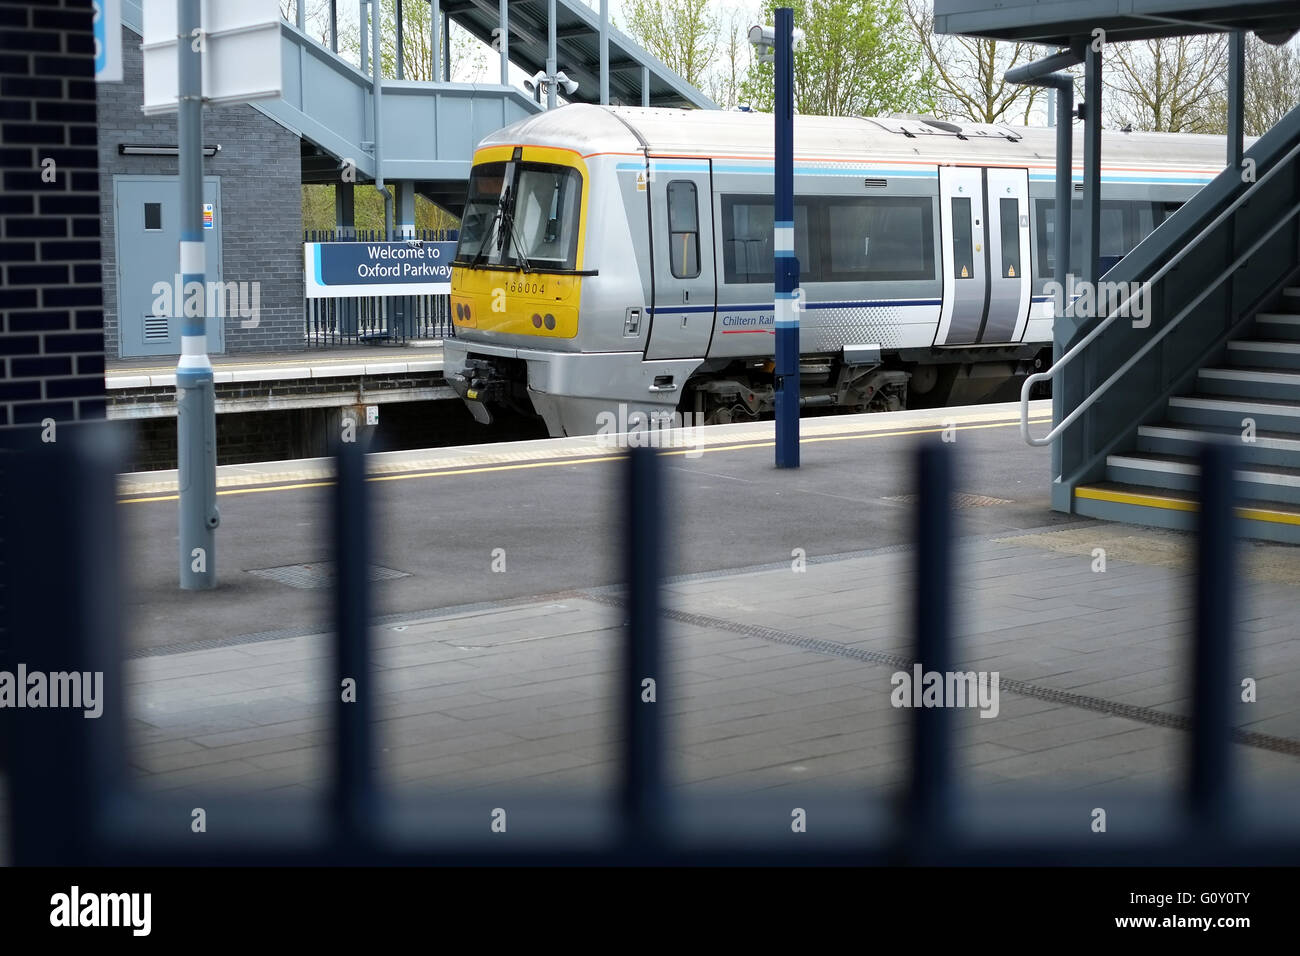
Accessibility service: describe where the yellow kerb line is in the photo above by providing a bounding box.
[118,417,1053,504]
[1076,485,1300,526]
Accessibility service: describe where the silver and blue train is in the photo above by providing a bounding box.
[444,104,1224,436]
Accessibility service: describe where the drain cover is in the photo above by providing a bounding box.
[884,493,1013,509]
[246,562,410,589]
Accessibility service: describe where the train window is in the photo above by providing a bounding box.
[509,165,582,270]
[720,196,813,284]
[454,161,509,265]
[667,181,700,278]
[1153,201,1183,227]
[999,198,1020,278]
[1034,199,1161,278]
[951,198,974,279]
[825,196,935,282]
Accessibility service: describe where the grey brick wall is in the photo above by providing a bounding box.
[96,22,303,356]
[0,0,105,430]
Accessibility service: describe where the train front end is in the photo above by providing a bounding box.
[444,145,589,431]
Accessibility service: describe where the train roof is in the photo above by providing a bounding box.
[479,104,1237,174]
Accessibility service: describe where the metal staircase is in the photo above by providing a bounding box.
[1075,284,1300,542]
[1023,103,1300,544]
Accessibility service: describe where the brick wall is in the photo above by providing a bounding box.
[0,0,105,431]
[96,22,304,357]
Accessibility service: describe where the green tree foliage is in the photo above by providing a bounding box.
[301,185,459,236]
[738,0,934,117]
[621,0,718,91]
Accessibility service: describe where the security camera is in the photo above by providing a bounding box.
[748,23,804,63]
[555,71,579,96]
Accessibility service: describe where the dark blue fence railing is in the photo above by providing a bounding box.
[2,433,1299,865]
[303,229,457,346]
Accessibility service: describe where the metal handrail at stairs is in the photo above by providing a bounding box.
[1020,139,1300,448]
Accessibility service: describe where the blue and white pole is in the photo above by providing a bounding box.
[773,7,799,468]
[177,0,218,588]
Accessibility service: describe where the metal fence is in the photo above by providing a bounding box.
[3,432,1299,865]
[303,229,457,347]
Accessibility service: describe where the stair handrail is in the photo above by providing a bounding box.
[1020,138,1300,447]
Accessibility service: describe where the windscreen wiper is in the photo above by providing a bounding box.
[467,187,510,270]
[501,206,533,274]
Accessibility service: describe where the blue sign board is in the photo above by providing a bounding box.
[94,0,122,83]
[304,241,457,298]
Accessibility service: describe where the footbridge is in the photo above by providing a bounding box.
[121,0,714,217]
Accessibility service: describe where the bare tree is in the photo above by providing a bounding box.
[708,7,751,109]
[905,0,1042,124]
[1103,34,1229,133]
[1244,34,1300,135]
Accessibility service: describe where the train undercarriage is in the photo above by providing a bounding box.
[681,347,1052,426]
[449,347,1052,435]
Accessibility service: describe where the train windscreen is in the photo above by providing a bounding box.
[454,162,582,272]
[455,162,508,265]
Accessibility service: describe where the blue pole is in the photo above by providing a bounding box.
[773,7,799,468]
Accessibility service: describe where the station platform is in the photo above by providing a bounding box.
[97,401,1300,808]
[104,343,449,419]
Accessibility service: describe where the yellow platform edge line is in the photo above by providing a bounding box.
[1075,485,1300,526]
[117,416,1053,504]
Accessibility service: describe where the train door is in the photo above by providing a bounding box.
[934,166,1031,345]
[645,163,716,360]
[935,166,986,345]
[982,167,1031,342]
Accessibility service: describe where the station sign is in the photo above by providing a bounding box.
[94,0,122,83]
[304,241,458,298]
[142,0,282,114]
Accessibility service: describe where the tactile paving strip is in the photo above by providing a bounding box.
[884,493,1014,508]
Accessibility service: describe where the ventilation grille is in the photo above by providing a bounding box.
[1073,183,1084,192]
[863,177,888,188]
[143,316,169,341]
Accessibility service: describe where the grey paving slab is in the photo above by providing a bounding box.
[104,511,1300,808]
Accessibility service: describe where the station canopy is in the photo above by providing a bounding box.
[932,0,1300,45]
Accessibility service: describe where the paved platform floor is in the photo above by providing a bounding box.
[105,342,444,390]
[5,402,1298,862]
[108,401,1300,809]
[119,521,1300,808]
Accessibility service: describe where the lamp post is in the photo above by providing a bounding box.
[750,12,801,468]
[176,0,219,589]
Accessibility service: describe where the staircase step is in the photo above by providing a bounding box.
[1254,313,1300,341]
[1226,340,1300,370]
[1167,395,1300,433]
[1197,366,1300,400]
[1137,423,1300,467]
[1073,481,1300,544]
[1105,451,1300,505]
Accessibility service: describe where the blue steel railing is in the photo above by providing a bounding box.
[2,431,1299,865]
[303,229,457,346]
